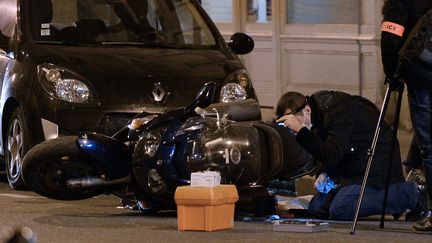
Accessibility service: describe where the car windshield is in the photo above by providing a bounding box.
[27,0,217,48]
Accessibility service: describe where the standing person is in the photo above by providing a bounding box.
[275,90,425,221]
[381,0,432,231]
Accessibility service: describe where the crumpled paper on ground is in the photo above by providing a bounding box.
[276,195,313,210]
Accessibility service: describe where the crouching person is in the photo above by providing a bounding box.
[276,90,426,221]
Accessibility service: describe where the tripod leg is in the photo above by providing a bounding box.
[379,85,404,228]
[350,86,393,234]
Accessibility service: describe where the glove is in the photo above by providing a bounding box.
[384,76,404,91]
[314,172,337,194]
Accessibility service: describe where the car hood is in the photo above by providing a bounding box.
[30,45,243,113]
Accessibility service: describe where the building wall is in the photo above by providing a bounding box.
[201,0,412,124]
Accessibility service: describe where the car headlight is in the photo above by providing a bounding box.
[220,69,250,103]
[220,83,247,103]
[37,63,95,104]
[224,69,250,89]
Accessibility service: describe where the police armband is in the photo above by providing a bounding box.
[381,21,405,37]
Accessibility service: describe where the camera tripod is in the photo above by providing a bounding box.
[350,81,405,234]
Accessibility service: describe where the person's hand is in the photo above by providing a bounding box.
[314,172,338,194]
[384,76,404,91]
[275,114,303,133]
[314,172,328,191]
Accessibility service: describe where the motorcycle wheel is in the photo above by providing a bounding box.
[22,136,104,200]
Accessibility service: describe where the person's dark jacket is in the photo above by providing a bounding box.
[381,0,432,89]
[295,91,405,188]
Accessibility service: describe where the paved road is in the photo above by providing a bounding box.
[0,176,431,243]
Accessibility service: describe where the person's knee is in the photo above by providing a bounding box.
[328,186,359,221]
[329,200,355,221]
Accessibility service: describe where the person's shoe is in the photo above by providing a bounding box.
[406,168,427,186]
[413,214,432,232]
[392,210,407,220]
[405,185,429,222]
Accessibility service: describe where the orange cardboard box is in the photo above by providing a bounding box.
[174,185,239,232]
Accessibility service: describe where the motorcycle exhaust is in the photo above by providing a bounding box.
[67,176,131,188]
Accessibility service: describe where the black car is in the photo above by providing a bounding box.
[0,0,258,189]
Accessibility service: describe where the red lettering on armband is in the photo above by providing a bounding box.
[381,21,405,37]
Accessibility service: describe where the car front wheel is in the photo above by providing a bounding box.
[5,107,31,189]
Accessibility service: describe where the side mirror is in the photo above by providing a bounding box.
[185,82,216,113]
[228,32,254,55]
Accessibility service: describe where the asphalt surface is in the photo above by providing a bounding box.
[0,175,431,243]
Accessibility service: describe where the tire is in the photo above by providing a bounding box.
[22,136,104,200]
[5,107,31,189]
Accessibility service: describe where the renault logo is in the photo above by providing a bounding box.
[151,82,169,104]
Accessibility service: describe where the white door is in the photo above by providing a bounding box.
[202,0,387,120]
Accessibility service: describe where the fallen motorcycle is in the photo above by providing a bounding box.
[22,82,315,212]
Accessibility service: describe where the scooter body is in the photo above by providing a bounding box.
[22,82,314,209]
